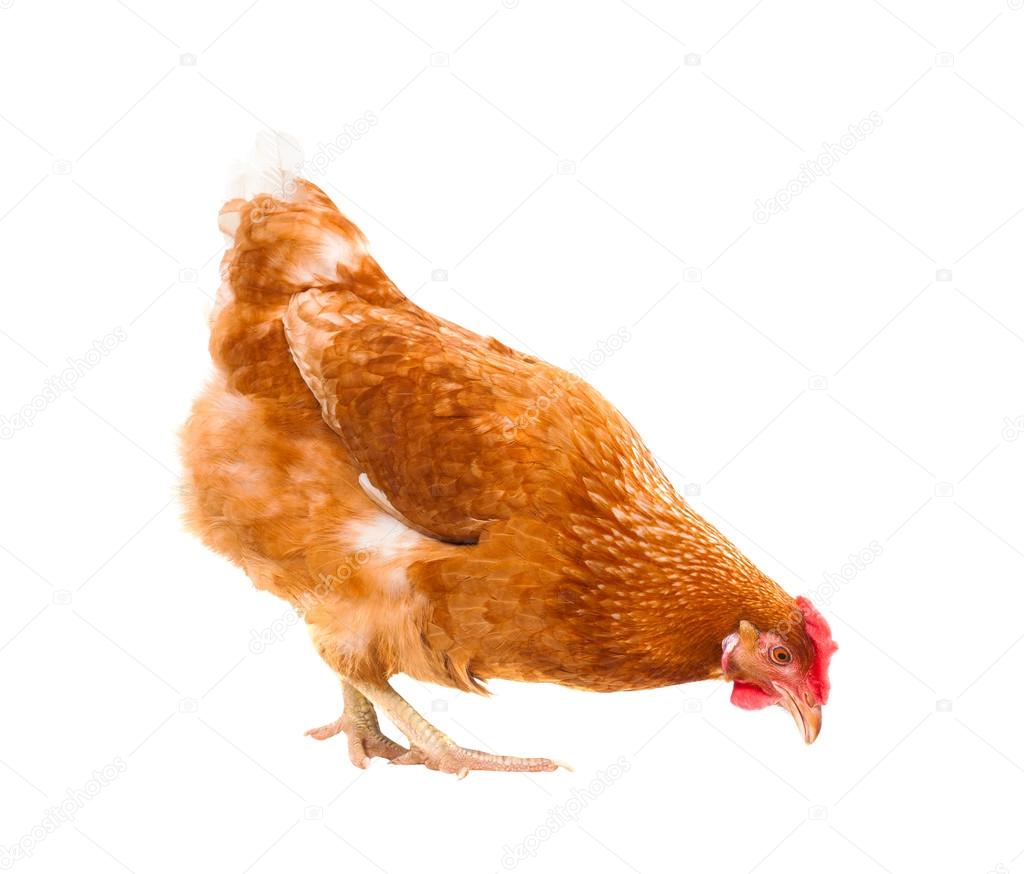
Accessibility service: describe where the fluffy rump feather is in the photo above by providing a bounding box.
[228,130,304,202]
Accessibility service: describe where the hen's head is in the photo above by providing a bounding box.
[720,597,837,743]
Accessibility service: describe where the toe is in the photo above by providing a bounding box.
[389,748,427,767]
[364,737,408,761]
[305,716,346,741]
[346,737,371,769]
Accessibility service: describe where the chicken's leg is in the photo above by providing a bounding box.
[306,682,408,768]
[349,679,566,777]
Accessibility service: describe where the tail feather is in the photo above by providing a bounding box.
[228,130,304,202]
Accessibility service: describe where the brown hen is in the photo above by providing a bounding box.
[181,142,836,776]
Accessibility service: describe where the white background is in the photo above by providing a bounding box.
[1,1,1023,872]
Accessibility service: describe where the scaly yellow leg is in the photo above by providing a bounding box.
[349,679,568,778]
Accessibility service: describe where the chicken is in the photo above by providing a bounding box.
[181,137,837,777]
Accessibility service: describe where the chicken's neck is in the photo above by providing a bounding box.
[566,499,799,689]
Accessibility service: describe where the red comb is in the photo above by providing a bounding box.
[796,596,837,704]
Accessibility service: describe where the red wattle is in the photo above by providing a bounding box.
[730,681,778,710]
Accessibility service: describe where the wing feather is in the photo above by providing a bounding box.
[283,287,607,543]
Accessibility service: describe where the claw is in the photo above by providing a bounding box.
[307,714,408,767]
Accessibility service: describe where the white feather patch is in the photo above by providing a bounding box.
[228,130,304,202]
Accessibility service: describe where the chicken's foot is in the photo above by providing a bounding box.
[306,682,408,768]
[349,679,567,778]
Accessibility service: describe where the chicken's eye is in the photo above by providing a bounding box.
[770,645,792,665]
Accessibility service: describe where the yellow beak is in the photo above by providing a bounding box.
[774,683,822,744]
